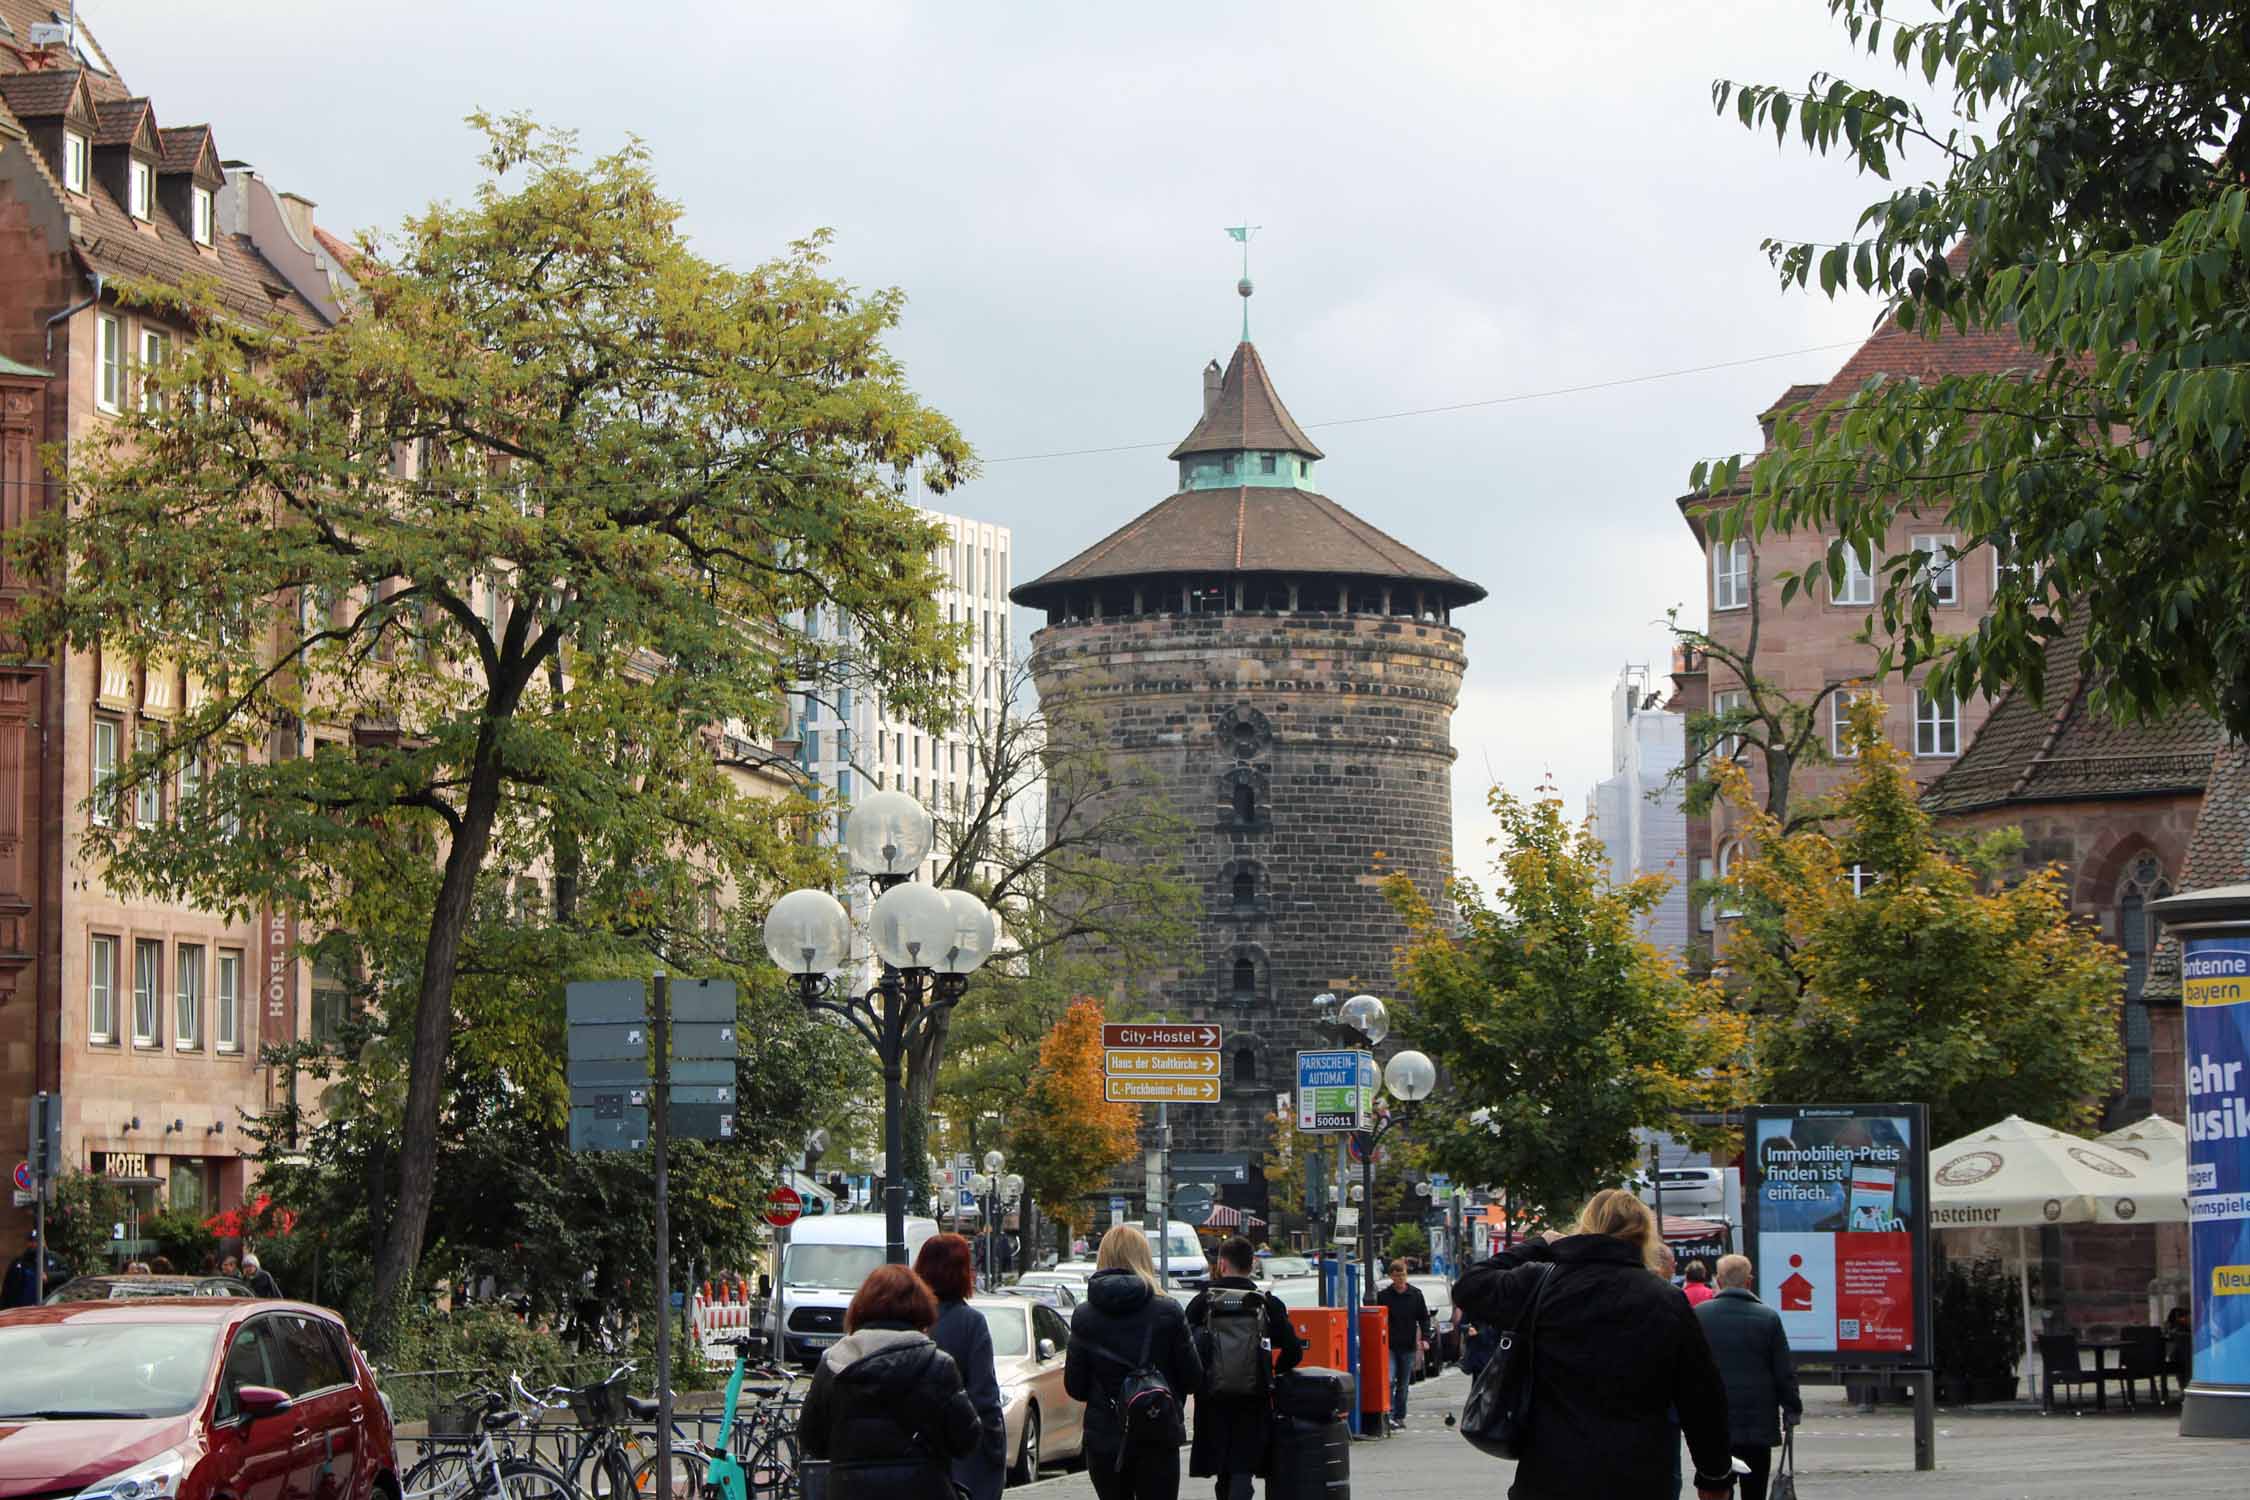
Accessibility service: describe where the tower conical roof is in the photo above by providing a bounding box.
[1168,341,1324,461]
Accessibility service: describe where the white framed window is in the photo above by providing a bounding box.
[1994,534,2041,591]
[96,312,122,413]
[91,715,119,824]
[1716,840,1744,918]
[88,933,118,1042]
[128,159,152,220]
[1711,689,1749,761]
[1916,688,1960,757]
[1836,542,1875,605]
[139,328,168,414]
[1913,534,1958,604]
[216,948,242,1053]
[1712,539,1751,611]
[132,937,161,1047]
[61,129,86,193]
[133,727,160,827]
[1831,688,1875,757]
[177,753,202,822]
[191,186,213,246]
[1848,863,1881,896]
[175,942,204,1049]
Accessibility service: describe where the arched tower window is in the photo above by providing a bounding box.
[1225,946,1267,1007]
[1234,1046,1258,1084]
[1232,868,1257,912]
[1232,957,1257,1002]
[1232,782,1255,823]
[1220,767,1268,832]
[2117,853,2172,1109]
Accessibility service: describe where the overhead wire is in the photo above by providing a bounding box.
[983,339,1866,465]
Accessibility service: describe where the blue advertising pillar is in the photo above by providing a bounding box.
[2151,885,2250,1438]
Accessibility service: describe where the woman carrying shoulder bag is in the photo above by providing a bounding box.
[1453,1189,1735,1500]
[797,1263,982,1496]
[1064,1224,1204,1500]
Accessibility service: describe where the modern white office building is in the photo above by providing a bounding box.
[1586,664,1690,959]
[795,504,1014,890]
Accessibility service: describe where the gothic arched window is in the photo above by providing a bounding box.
[2117,853,2172,1106]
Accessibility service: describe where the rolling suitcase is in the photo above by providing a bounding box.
[1264,1412,1351,1500]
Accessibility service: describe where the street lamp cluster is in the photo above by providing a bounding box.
[763,789,1000,1265]
[1326,993,1435,1297]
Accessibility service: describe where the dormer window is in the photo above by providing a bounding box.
[61,130,86,193]
[192,187,212,245]
[128,160,152,220]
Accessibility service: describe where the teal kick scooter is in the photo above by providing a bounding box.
[700,1338,802,1500]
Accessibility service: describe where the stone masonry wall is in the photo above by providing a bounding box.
[1030,608,1467,1211]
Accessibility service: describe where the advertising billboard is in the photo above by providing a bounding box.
[1744,1103,1931,1365]
[2181,935,2250,1396]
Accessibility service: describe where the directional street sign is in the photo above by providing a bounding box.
[1102,1048,1220,1077]
[571,1025,650,1061]
[1105,1077,1222,1104]
[1102,1023,1221,1050]
[567,980,647,1024]
[671,1023,737,1059]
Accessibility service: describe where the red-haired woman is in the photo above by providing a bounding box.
[917,1233,1007,1498]
[797,1262,981,1493]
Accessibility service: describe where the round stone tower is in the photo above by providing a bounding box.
[1011,339,1482,1211]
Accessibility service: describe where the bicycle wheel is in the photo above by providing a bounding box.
[476,1458,576,1500]
[744,1431,799,1500]
[632,1445,708,1500]
[402,1448,479,1500]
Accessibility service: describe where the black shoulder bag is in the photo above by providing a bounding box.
[1457,1262,1557,1460]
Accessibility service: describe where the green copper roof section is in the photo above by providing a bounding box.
[0,353,52,378]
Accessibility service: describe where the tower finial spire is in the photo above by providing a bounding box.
[1225,222,1260,341]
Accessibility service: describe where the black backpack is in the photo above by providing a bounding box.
[1200,1288,1272,1399]
[1100,1321,1181,1454]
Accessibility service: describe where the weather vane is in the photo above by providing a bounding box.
[1226,222,1260,340]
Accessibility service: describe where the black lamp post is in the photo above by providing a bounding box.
[1326,993,1437,1299]
[764,790,999,1266]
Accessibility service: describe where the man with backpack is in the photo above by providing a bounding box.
[1185,1237,1303,1499]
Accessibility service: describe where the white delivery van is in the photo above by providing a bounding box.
[770,1212,940,1366]
[1155,1221,1209,1284]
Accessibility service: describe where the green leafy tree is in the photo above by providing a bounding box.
[18,115,967,1347]
[1701,0,2250,735]
[1384,790,1745,1225]
[1714,707,2122,1142]
[44,1171,129,1276]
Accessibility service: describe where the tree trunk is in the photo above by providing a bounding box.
[364,723,510,1355]
[546,654,579,926]
[1764,748,1794,827]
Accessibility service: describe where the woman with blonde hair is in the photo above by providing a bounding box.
[1453,1187,1735,1499]
[1064,1224,1203,1499]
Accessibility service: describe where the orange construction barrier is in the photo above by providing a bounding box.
[1359,1306,1390,1419]
[1288,1307,1347,1372]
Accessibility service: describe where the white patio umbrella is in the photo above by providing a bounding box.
[2096,1113,2188,1170]
[1929,1116,2171,1375]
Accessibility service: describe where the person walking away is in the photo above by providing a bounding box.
[916,1233,1007,1500]
[1682,1260,1717,1306]
[1373,1260,1431,1431]
[1453,1189,1735,1500]
[1695,1254,1801,1500]
[1186,1236,1302,1499]
[241,1253,281,1298]
[1065,1224,1204,1500]
[796,1262,981,1493]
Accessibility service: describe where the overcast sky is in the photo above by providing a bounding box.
[110,0,1906,882]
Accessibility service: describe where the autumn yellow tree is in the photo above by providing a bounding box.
[1009,998,1141,1230]
[1715,705,2122,1141]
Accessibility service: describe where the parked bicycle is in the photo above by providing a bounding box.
[401,1387,575,1500]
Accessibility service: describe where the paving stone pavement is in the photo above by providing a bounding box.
[1021,1367,2250,1498]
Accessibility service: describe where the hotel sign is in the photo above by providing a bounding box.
[103,1152,148,1180]
[263,906,297,1044]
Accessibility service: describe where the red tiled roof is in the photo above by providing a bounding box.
[90,93,149,147]
[311,224,362,271]
[1922,618,2224,815]
[0,3,127,98]
[0,62,75,117]
[157,124,215,176]
[1169,341,1324,461]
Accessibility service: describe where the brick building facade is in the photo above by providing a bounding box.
[1013,339,1480,1221]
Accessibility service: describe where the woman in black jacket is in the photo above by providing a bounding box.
[916,1233,1008,1499]
[1064,1224,1204,1500]
[796,1263,982,1495]
[1453,1189,1736,1500]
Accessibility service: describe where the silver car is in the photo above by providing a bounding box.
[973,1295,1084,1485]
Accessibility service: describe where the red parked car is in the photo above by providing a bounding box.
[0,1297,398,1500]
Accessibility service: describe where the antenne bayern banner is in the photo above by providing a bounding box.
[1744,1103,1930,1365]
[2182,937,2250,1389]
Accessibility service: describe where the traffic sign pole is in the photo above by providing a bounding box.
[652,974,673,1500]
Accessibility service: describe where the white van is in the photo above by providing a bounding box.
[1154,1221,1209,1284]
[770,1212,940,1366]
